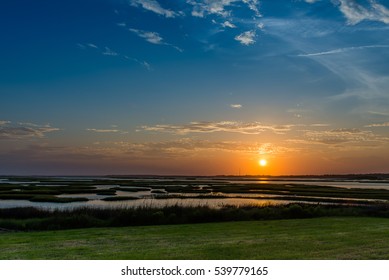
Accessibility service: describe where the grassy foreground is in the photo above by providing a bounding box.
[1,217,389,259]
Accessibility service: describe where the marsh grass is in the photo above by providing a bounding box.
[2,176,389,232]
[1,203,389,231]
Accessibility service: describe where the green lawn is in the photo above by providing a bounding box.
[1,217,389,259]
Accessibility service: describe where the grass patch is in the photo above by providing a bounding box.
[2,217,389,259]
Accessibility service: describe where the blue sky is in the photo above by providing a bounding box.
[1,0,389,175]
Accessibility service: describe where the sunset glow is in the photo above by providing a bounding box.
[1,1,389,175]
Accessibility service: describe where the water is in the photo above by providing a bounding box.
[228,180,389,190]
[1,176,389,209]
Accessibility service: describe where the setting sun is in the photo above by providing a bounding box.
[259,159,267,167]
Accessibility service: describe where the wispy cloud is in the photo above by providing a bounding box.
[102,47,119,56]
[304,128,387,145]
[129,28,164,44]
[367,111,389,117]
[257,143,297,155]
[123,55,153,71]
[298,44,389,57]
[141,60,152,71]
[87,129,120,133]
[78,43,99,50]
[87,43,98,49]
[90,138,297,159]
[130,0,179,18]
[87,127,128,134]
[336,0,389,25]
[310,123,331,127]
[263,17,389,101]
[78,42,152,70]
[129,28,183,52]
[140,121,293,135]
[0,121,59,140]
[365,122,389,127]
[235,30,256,45]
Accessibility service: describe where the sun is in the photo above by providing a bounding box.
[259,159,267,167]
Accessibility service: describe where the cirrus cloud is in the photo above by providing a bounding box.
[0,121,60,140]
[304,128,388,145]
[130,0,179,18]
[365,122,389,127]
[129,28,183,52]
[140,121,293,135]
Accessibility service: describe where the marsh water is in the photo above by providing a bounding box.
[1,176,389,209]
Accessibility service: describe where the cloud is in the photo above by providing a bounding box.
[90,138,297,159]
[87,128,128,134]
[77,43,86,49]
[365,122,389,127]
[78,41,153,70]
[188,0,260,18]
[367,111,389,117]
[336,0,389,25]
[298,44,389,57]
[141,61,152,71]
[87,129,120,133]
[140,121,293,135]
[264,17,389,101]
[87,43,98,49]
[129,28,183,52]
[0,122,59,140]
[129,28,164,44]
[304,0,320,3]
[222,21,237,28]
[242,0,261,16]
[303,128,386,145]
[189,0,235,18]
[257,143,297,155]
[257,22,265,30]
[123,56,153,71]
[78,43,99,50]
[130,0,178,18]
[309,123,331,127]
[102,47,119,56]
[235,30,256,45]
[230,104,242,108]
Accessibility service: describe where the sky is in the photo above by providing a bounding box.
[1,0,389,176]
